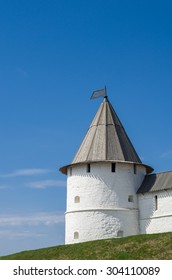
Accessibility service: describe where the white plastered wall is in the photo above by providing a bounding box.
[65,162,146,244]
[138,190,172,234]
[65,209,139,244]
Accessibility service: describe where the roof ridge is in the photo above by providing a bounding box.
[85,101,105,161]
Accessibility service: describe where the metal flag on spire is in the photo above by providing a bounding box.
[90,86,107,99]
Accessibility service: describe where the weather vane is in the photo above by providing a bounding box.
[90,86,108,100]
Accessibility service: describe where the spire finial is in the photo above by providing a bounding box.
[104,86,108,100]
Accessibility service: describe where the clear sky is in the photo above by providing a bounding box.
[0,0,172,256]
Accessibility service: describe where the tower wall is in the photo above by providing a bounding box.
[65,162,146,244]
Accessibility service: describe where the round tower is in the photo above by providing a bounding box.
[60,92,153,244]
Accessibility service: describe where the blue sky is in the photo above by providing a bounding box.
[0,0,172,256]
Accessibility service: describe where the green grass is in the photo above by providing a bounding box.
[1,232,172,260]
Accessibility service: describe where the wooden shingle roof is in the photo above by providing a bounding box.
[60,97,153,174]
[137,171,172,193]
[72,98,142,163]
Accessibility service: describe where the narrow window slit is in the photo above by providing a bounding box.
[74,232,79,239]
[155,195,158,211]
[74,196,80,203]
[87,163,91,173]
[117,230,123,237]
[128,195,134,202]
[69,167,72,176]
[111,163,116,172]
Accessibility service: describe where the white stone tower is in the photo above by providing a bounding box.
[60,92,153,244]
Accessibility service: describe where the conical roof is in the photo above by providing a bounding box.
[60,97,153,174]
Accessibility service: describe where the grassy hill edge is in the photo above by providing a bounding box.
[0,232,172,260]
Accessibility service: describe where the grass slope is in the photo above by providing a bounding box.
[1,232,172,260]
